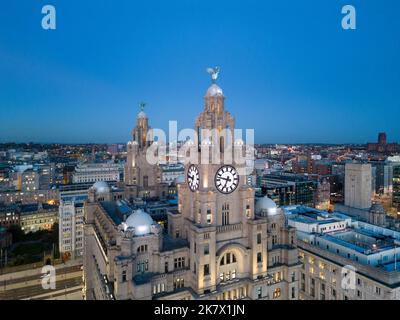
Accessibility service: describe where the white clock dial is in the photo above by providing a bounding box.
[215,165,239,194]
[187,165,200,192]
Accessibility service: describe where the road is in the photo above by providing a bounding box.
[0,276,83,300]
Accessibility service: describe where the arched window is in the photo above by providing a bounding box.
[220,252,237,265]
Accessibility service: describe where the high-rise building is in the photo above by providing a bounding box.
[344,163,372,210]
[59,183,89,260]
[124,106,168,200]
[83,71,300,300]
[38,163,56,190]
[370,161,393,195]
[393,165,400,213]
[260,173,317,207]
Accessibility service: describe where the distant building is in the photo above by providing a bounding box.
[393,165,400,213]
[107,144,119,155]
[370,161,393,195]
[0,204,20,228]
[314,179,331,210]
[367,132,399,153]
[19,203,58,233]
[38,163,56,190]
[72,162,123,184]
[344,163,372,210]
[20,169,40,192]
[260,173,317,207]
[0,188,58,205]
[62,165,76,184]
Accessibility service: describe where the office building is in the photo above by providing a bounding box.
[344,163,372,210]
[285,206,400,300]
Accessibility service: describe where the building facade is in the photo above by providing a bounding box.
[19,203,58,233]
[59,184,89,260]
[345,163,372,210]
[393,165,400,213]
[72,162,123,184]
[285,206,400,300]
[83,74,301,300]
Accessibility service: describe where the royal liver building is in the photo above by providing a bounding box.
[83,70,300,300]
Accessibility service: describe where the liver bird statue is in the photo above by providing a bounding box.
[206,66,220,84]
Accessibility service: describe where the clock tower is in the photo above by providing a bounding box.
[168,68,270,295]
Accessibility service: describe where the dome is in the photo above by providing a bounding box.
[206,84,224,97]
[137,111,147,119]
[256,196,278,216]
[123,209,154,236]
[92,181,110,194]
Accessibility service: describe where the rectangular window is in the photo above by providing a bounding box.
[204,243,209,255]
[204,264,210,276]
[257,287,262,299]
[206,209,212,224]
[257,252,262,263]
[257,233,262,244]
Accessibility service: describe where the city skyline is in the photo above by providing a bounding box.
[1,0,400,144]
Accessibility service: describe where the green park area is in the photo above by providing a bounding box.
[3,223,59,267]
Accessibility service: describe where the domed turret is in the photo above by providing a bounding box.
[256,196,278,216]
[137,111,147,119]
[206,84,224,97]
[91,181,110,194]
[122,209,155,236]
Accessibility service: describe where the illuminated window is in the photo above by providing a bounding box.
[273,288,281,299]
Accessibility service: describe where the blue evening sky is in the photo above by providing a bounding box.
[0,0,399,144]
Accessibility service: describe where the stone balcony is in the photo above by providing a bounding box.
[217,223,242,234]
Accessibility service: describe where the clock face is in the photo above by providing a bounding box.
[187,165,200,192]
[215,165,239,194]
